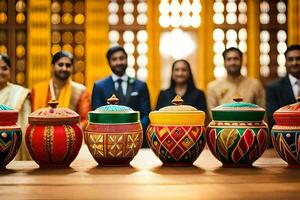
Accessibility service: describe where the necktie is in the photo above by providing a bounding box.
[116,79,125,103]
[297,80,300,98]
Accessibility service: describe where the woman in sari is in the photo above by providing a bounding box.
[0,54,31,160]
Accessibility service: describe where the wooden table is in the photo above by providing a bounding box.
[1,146,299,200]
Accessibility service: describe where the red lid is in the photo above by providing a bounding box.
[273,97,300,126]
[29,100,80,125]
[0,104,18,125]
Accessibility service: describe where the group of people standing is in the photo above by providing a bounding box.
[0,44,299,160]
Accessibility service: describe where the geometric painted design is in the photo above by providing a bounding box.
[206,126,269,166]
[0,138,12,152]
[271,130,300,166]
[125,133,140,157]
[85,129,142,165]
[146,125,205,165]
[108,135,124,157]
[0,129,22,168]
[89,134,104,157]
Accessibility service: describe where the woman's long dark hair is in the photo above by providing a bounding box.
[169,59,196,91]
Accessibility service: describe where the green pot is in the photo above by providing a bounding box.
[207,97,269,167]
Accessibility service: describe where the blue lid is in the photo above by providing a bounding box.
[0,104,13,111]
[95,105,133,112]
[94,95,133,113]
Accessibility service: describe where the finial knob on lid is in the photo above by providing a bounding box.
[107,94,119,105]
[171,95,184,106]
[233,97,243,102]
[48,100,59,108]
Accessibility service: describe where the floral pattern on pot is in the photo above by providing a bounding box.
[206,97,269,167]
[206,125,268,165]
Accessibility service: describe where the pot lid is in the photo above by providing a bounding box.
[149,95,205,125]
[273,97,300,125]
[88,95,140,124]
[158,95,198,111]
[211,97,265,122]
[29,100,80,125]
[94,95,133,113]
[0,104,18,125]
[0,104,14,111]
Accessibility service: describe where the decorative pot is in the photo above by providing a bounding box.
[85,95,142,166]
[206,97,269,167]
[0,105,22,168]
[25,101,83,168]
[146,95,206,166]
[271,97,300,167]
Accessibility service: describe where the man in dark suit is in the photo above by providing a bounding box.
[92,46,151,147]
[266,44,300,129]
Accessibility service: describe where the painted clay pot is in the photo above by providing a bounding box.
[146,95,206,166]
[271,97,300,167]
[25,101,83,168]
[0,105,22,168]
[206,97,269,167]
[85,95,142,166]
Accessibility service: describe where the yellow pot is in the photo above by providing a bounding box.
[146,96,206,166]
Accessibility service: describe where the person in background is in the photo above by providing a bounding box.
[156,59,207,114]
[92,46,151,147]
[207,47,265,116]
[266,44,300,129]
[32,51,90,128]
[0,54,31,160]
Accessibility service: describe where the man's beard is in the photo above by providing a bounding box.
[54,71,71,81]
[227,65,241,76]
[111,64,127,76]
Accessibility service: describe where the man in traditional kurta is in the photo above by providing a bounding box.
[32,51,90,128]
[0,54,31,160]
[207,47,265,116]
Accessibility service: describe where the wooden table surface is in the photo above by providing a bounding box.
[1,145,299,200]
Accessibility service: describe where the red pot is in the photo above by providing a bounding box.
[25,101,83,168]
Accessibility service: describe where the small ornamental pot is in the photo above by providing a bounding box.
[85,95,143,166]
[206,97,269,167]
[0,105,22,168]
[146,95,206,166]
[25,101,83,168]
[272,97,300,167]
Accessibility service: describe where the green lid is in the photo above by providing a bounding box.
[88,95,140,124]
[0,104,13,110]
[211,97,265,122]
